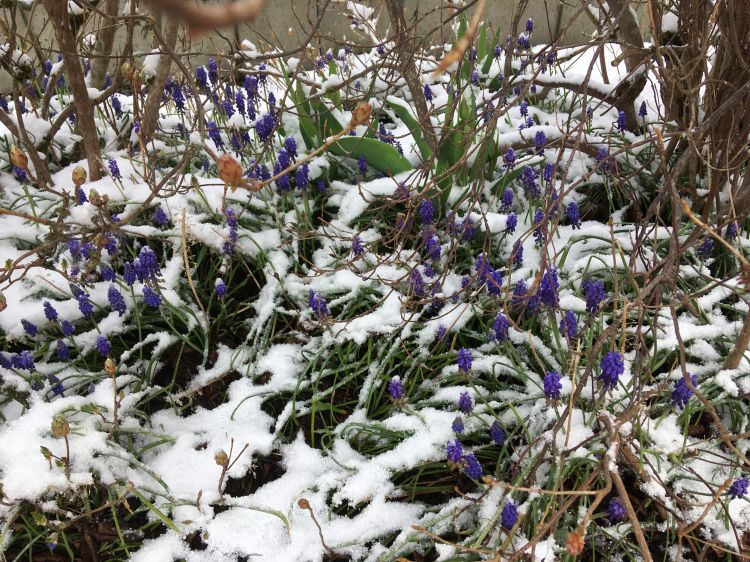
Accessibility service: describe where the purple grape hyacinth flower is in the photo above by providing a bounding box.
[606,498,626,523]
[458,390,473,412]
[446,439,463,464]
[490,421,506,445]
[728,478,748,499]
[96,335,111,356]
[215,278,227,299]
[543,371,562,400]
[599,351,624,390]
[464,453,483,479]
[388,376,404,401]
[457,349,472,374]
[582,278,606,314]
[672,374,698,410]
[560,310,577,339]
[142,286,162,308]
[501,500,518,530]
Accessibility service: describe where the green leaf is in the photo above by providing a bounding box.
[294,83,318,149]
[477,24,488,62]
[311,99,343,139]
[482,29,502,75]
[387,96,432,162]
[131,488,179,532]
[328,137,412,175]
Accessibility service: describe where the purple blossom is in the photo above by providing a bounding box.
[606,498,626,523]
[491,313,509,342]
[543,371,562,400]
[639,101,648,118]
[255,113,275,143]
[526,18,534,33]
[726,222,739,241]
[410,268,425,298]
[616,111,627,132]
[599,351,624,390]
[108,159,122,180]
[107,285,126,316]
[566,202,581,229]
[154,205,168,227]
[142,286,162,308]
[503,148,516,171]
[77,292,94,318]
[464,453,483,479]
[215,278,227,299]
[501,188,514,210]
[100,264,115,282]
[538,269,559,307]
[423,83,433,102]
[61,320,74,336]
[560,310,578,339]
[419,199,434,226]
[672,374,698,410]
[56,340,70,361]
[308,290,330,318]
[424,234,441,261]
[352,235,364,256]
[534,130,546,153]
[501,500,518,530]
[207,57,218,83]
[44,301,58,322]
[490,421,506,445]
[511,240,523,266]
[22,319,37,337]
[505,213,517,234]
[451,416,464,433]
[458,390,473,412]
[487,269,503,297]
[388,376,404,401]
[96,335,111,356]
[729,478,749,499]
[446,439,463,464]
[295,164,309,189]
[699,238,714,260]
[582,278,606,314]
[357,155,368,175]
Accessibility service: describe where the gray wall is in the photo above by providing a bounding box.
[0,1,636,91]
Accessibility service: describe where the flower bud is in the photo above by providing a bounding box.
[217,154,243,188]
[297,498,310,509]
[566,531,585,556]
[0,290,6,312]
[104,357,116,375]
[72,165,87,188]
[350,101,372,127]
[214,450,229,468]
[10,145,28,170]
[51,414,69,438]
[88,188,101,206]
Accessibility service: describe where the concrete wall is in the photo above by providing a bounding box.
[0,1,615,91]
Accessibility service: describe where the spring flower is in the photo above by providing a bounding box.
[532,209,545,243]
[451,416,464,433]
[606,498,626,523]
[61,320,74,336]
[446,439,463,464]
[424,234,441,261]
[96,335,111,356]
[526,18,534,32]
[388,376,404,401]
[419,199,434,226]
[543,371,562,400]
[729,478,749,499]
[616,111,627,132]
[458,391,473,412]
[308,290,330,318]
[582,278,606,314]
[566,202,581,229]
[137,247,161,281]
[538,269,559,307]
[503,148,516,170]
[154,205,168,227]
[99,264,115,282]
[505,213,517,234]
[501,187,514,210]
[672,374,698,410]
[207,57,218,83]
[142,286,162,308]
[560,310,578,339]
[487,269,503,296]
[639,101,647,118]
[490,421,506,445]
[107,285,126,316]
[352,235,364,256]
[726,222,739,241]
[108,159,122,180]
[436,324,447,340]
[423,83,433,102]
[457,349,472,374]
[599,351,624,390]
[43,301,58,322]
[519,100,528,118]
[511,240,523,266]
[56,340,70,361]
[501,501,518,530]
[491,313,509,342]
[699,238,714,260]
[215,278,227,299]
[534,130,546,153]
[255,113,275,142]
[464,453,483,479]
[410,268,425,298]
[77,292,94,318]
[357,155,368,176]
[22,319,37,337]
[12,165,27,183]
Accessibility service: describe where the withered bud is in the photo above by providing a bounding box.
[297,498,310,509]
[566,531,585,556]
[104,357,116,376]
[350,101,372,127]
[121,63,134,81]
[71,165,87,188]
[217,154,244,188]
[88,188,101,206]
[10,145,28,170]
[214,450,229,468]
[0,291,6,312]
[51,414,70,438]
